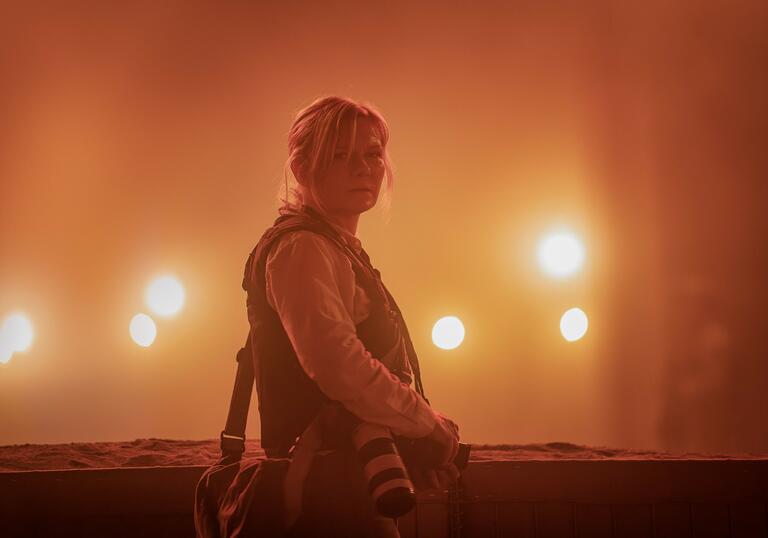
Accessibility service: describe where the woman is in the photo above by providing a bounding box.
[243,96,461,537]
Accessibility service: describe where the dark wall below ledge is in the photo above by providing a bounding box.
[1,460,767,537]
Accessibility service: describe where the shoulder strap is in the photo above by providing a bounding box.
[219,334,253,460]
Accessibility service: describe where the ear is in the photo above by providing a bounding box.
[291,159,308,187]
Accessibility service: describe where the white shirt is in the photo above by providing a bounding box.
[262,225,437,439]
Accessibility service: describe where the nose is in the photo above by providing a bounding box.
[350,153,371,176]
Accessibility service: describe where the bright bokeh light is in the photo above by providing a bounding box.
[560,307,589,342]
[537,231,585,278]
[0,330,14,364]
[432,316,465,350]
[130,313,157,347]
[2,312,34,352]
[145,275,185,317]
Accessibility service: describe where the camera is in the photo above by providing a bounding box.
[352,422,416,518]
[352,422,473,518]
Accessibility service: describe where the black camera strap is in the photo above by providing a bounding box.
[219,333,254,460]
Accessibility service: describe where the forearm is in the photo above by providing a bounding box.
[300,335,436,438]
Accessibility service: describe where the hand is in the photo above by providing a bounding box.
[421,412,460,468]
[406,412,460,490]
[409,463,460,491]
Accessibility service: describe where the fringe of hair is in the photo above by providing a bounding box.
[277,96,394,223]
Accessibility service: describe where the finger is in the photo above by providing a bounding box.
[447,436,459,467]
[443,463,460,482]
[436,426,458,467]
[447,419,459,436]
[436,437,457,468]
[436,467,459,490]
[438,413,455,434]
[437,467,455,486]
[437,443,453,468]
[426,469,440,490]
[437,470,450,490]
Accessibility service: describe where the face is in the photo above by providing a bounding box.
[314,116,386,218]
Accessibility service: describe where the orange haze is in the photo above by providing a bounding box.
[2,1,767,452]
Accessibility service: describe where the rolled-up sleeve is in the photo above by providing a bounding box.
[263,231,437,439]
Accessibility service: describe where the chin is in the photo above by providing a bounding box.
[348,199,378,214]
[360,200,378,212]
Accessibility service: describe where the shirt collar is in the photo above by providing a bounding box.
[324,219,363,255]
[287,204,363,255]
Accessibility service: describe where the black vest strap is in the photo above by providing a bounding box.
[351,246,429,406]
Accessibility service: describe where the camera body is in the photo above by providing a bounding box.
[395,437,471,471]
[453,442,471,470]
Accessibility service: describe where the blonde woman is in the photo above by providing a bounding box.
[243,96,460,537]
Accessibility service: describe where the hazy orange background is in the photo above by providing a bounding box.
[2,1,767,451]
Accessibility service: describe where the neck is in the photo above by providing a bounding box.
[304,203,359,235]
[327,214,359,236]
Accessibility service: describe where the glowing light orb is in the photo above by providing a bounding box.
[537,232,585,278]
[432,316,465,350]
[130,313,157,347]
[145,275,185,317]
[560,307,589,342]
[2,312,34,352]
[0,330,14,364]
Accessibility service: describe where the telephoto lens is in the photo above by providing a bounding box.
[352,422,416,518]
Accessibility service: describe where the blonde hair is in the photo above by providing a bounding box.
[279,96,394,219]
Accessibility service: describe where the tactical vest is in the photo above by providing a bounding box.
[243,207,427,457]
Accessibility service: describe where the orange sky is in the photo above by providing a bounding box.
[2,1,767,451]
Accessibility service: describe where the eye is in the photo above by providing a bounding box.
[366,150,383,158]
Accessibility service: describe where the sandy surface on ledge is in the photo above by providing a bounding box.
[2,439,766,472]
